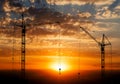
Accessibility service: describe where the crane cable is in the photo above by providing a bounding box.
[58,27,61,75]
[12,25,15,70]
[110,44,112,73]
[78,28,81,78]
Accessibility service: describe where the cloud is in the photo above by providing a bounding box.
[108,0,120,11]
[95,3,120,20]
[1,0,118,50]
[9,0,22,7]
[3,0,23,12]
[30,0,35,3]
[77,12,92,18]
[47,0,114,6]
[0,6,95,50]
[50,0,85,5]
[115,5,120,10]
[0,0,5,12]
[94,0,114,5]
[79,3,96,15]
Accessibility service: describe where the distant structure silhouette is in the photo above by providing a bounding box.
[80,26,112,77]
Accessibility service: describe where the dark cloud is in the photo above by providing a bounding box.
[108,0,120,11]
[54,2,96,19]
[79,3,96,15]
[0,0,94,41]
[0,0,4,9]
[0,0,5,17]
[34,0,48,8]
[9,0,22,7]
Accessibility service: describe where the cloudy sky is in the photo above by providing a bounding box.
[0,0,120,71]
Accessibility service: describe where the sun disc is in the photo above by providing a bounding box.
[51,62,69,72]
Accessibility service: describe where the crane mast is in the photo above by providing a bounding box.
[20,0,26,79]
[15,13,26,79]
[21,13,26,78]
[80,26,111,77]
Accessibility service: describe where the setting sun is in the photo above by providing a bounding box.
[50,61,70,72]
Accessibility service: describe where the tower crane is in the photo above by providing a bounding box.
[13,0,26,78]
[80,26,111,76]
[15,13,26,79]
[21,12,26,78]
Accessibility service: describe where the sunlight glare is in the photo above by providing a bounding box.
[51,62,69,72]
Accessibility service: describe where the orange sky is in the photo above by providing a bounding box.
[0,0,120,72]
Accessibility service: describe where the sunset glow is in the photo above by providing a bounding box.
[0,0,120,83]
[50,62,69,72]
[0,1,120,83]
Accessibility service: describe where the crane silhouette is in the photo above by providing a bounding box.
[80,26,111,77]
